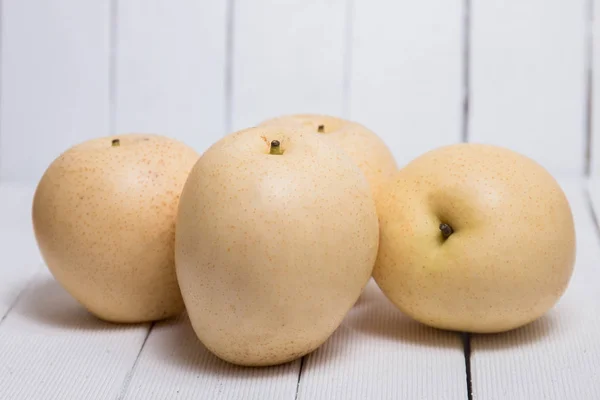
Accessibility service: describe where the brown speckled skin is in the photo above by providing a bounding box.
[373,143,576,333]
[260,114,397,195]
[32,134,199,323]
[175,126,379,366]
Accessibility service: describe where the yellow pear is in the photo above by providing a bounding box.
[32,134,199,323]
[175,126,379,366]
[373,143,576,333]
[259,114,397,194]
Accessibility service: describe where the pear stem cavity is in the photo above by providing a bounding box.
[269,140,283,155]
[439,223,454,239]
[317,124,325,133]
[112,138,120,147]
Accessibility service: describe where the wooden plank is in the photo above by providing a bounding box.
[349,0,464,168]
[592,0,600,177]
[0,184,42,268]
[470,181,600,399]
[122,313,300,400]
[297,279,467,400]
[469,1,587,175]
[0,269,150,400]
[115,0,228,154]
[231,0,347,131]
[0,1,110,183]
[0,184,41,318]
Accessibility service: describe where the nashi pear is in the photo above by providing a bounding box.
[32,134,199,323]
[373,143,576,333]
[175,126,379,366]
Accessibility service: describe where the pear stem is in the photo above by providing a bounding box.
[439,223,454,239]
[112,138,120,147]
[317,124,325,133]
[269,140,283,155]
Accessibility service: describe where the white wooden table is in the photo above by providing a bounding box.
[0,179,598,399]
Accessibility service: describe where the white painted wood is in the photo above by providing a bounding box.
[592,0,600,177]
[0,184,42,268]
[0,1,110,183]
[471,181,600,399]
[350,0,464,168]
[469,1,587,176]
[115,0,228,155]
[297,279,467,400]
[0,184,41,318]
[122,313,300,400]
[0,269,150,400]
[231,0,347,131]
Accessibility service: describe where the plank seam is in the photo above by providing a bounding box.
[294,355,305,400]
[461,1,473,394]
[585,0,595,176]
[462,332,473,400]
[462,0,471,143]
[584,184,600,239]
[342,0,354,119]
[224,0,236,135]
[116,322,154,400]
[0,266,43,327]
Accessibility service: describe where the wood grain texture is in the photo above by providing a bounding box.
[230,0,347,132]
[121,313,300,400]
[349,0,464,168]
[469,0,587,175]
[0,0,110,183]
[470,181,600,399]
[297,280,467,400]
[115,0,228,155]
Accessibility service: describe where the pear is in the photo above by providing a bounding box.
[373,143,576,333]
[32,134,199,323]
[175,126,379,366]
[260,114,397,195]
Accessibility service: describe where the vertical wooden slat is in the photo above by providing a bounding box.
[0,0,3,182]
[592,0,600,177]
[0,0,110,183]
[230,0,347,131]
[115,0,228,155]
[349,0,465,168]
[469,0,587,176]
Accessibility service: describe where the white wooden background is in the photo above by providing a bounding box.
[0,1,599,399]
